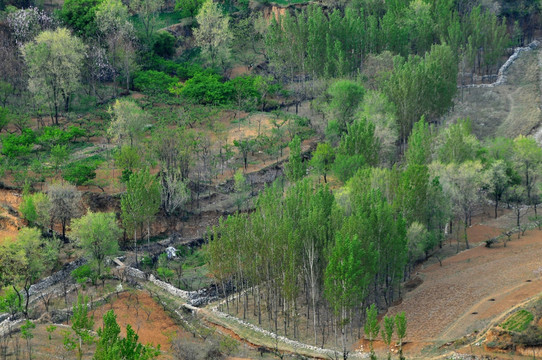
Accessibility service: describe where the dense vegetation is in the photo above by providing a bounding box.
[0,0,541,357]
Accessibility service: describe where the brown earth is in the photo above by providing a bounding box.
[376,218,542,358]
[91,290,181,353]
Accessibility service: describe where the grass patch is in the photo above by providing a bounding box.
[501,309,534,332]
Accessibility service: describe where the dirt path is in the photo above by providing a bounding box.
[382,224,542,354]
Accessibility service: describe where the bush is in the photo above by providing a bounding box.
[63,163,97,185]
[141,55,210,81]
[37,126,73,147]
[133,70,179,96]
[153,31,176,58]
[157,267,174,282]
[175,0,204,18]
[2,128,36,157]
[71,264,98,285]
[173,73,233,105]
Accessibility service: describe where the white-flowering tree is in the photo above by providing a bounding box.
[22,28,85,124]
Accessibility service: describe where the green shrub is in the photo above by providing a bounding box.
[133,70,179,95]
[142,55,209,81]
[172,73,233,105]
[2,128,36,157]
[175,0,204,18]
[153,31,176,58]
[37,126,73,147]
[71,264,98,285]
[157,267,174,282]
[63,163,97,185]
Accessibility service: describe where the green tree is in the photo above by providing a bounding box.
[382,315,394,360]
[310,143,335,183]
[175,0,204,18]
[194,0,233,67]
[21,319,35,360]
[22,28,86,125]
[108,99,148,147]
[326,80,365,133]
[513,135,542,213]
[60,0,103,38]
[437,118,479,164]
[94,310,160,360]
[233,169,250,212]
[365,304,380,360]
[395,312,407,360]
[115,145,141,182]
[0,228,59,318]
[233,138,255,170]
[51,145,69,175]
[121,168,160,261]
[285,136,306,182]
[325,233,369,358]
[70,211,121,278]
[485,160,514,219]
[433,161,484,251]
[71,294,94,360]
[130,0,165,46]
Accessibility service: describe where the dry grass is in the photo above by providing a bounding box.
[443,49,541,140]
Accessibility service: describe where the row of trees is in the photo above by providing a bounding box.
[265,1,512,80]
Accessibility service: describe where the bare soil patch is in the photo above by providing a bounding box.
[92,290,181,352]
[382,225,542,357]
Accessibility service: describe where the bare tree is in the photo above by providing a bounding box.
[48,183,82,240]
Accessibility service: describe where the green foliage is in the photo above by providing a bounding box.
[310,142,335,183]
[95,310,161,359]
[395,311,407,360]
[437,118,480,164]
[1,128,36,157]
[157,267,174,281]
[143,55,210,81]
[59,0,103,38]
[21,319,35,340]
[115,145,141,183]
[285,135,306,182]
[70,211,121,277]
[171,73,233,105]
[72,264,99,285]
[19,192,50,229]
[333,118,379,182]
[22,28,86,125]
[133,70,178,95]
[51,145,69,172]
[0,107,11,132]
[175,0,204,18]
[326,80,365,133]
[37,126,86,148]
[121,167,161,245]
[501,309,534,332]
[325,233,368,316]
[153,31,176,58]
[382,315,394,360]
[365,304,380,359]
[0,286,23,315]
[63,163,97,186]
